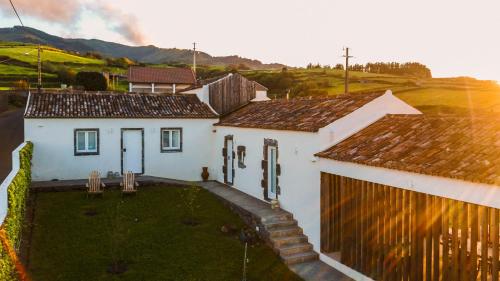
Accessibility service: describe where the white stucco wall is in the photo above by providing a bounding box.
[212,126,323,253]
[318,90,421,150]
[25,118,217,181]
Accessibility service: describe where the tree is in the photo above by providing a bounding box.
[57,68,77,85]
[75,72,108,91]
[12,80,28,90]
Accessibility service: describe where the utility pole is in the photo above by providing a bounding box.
[343,47,353,94]
[37,45,42,93]
[192,42,197,80]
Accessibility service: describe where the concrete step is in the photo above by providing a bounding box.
[273,235,308,248]
[268,225,302,238]
[263,219,298,230]
[279,242,313,256]
[281,251,319,265]
[260,212,294,224]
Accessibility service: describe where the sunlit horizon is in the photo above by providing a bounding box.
[0,0,499,81]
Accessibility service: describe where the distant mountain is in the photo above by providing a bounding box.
[0,26,285,69]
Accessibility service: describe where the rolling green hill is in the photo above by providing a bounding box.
[241,69,500,114]
[0,42,498,114]
[0,45,104,65]
[0,42,127,89]
[0,26,285,69]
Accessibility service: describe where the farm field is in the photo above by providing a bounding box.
[0,45,104,65]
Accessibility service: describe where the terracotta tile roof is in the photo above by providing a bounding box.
[127,66,196,84]
[24,92,218,119]
[215,92,384,132]
[316,114,500,185]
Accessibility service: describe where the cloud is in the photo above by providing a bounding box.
[89,2,146,45]
[0,0,80,23]
[0,0,146,45]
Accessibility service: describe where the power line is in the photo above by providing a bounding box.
[9,0,24,26]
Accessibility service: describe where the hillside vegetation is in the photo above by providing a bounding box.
[241,68,500,114]
[0,42,499,114]
[0,43,128,89]
[0,26,284,69]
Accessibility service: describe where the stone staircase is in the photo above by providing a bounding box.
[261,212,319,265]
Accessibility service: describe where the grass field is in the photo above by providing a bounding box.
[0,64,56,78]
[0,45,104,65]
[396,87,500,113]
[26,186,302,281]
[1,42,499,113]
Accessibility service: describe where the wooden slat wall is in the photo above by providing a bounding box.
[319,172,500,281]
[208,73,256,116]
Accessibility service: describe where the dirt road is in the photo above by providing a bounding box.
[0,109,24,183]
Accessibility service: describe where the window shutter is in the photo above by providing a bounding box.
[222,148,227,157]
[276,164,281,176]
[261,160,268,170]
[222,166,227,173]
[277,185,281,195]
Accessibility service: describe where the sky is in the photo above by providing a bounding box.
[0,0,499,81]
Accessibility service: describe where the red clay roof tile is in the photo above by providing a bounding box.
[24,92,217,119]
[316,114,500,185]
[215,92,384,132]
[127,66,196,84]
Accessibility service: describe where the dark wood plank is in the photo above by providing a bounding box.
[389,186,397,281]
[460,202,469,281]
[410,190,418,281]
[442,199,450,281]
[396,188,403,281]
[469,204,478,281]
[320,172,328,252]
[426,195,433,281]
[492,208,499,281]
[480,206,488,281]
[403,189,410,281]
[377,183,385,279]
[340,176,347,265]
[432,197,441,281]
[451,200,460,281]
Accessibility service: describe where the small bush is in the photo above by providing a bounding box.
[0,142,33,281]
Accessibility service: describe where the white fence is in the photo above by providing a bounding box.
[0,142,29,225]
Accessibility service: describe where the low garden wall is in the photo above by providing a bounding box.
[0,142,33,281]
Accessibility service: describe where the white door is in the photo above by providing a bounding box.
[122,129,143,174]
[227,139,234,184]
[267,146,277,199]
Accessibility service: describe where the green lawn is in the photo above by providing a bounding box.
[27,186,302,281]
[0,46,104,65]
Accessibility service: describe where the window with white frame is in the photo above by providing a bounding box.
[161,128,182,152]
[74,129,99,155]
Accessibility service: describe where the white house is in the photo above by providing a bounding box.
[127,66,197,94]
[24,92,218,181]
[23,82,500,280]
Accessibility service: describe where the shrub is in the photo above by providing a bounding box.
[0,142,33,281]
[57,68,77,85]
[75,72,108,91]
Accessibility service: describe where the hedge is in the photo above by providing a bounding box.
[0,142,33,281]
